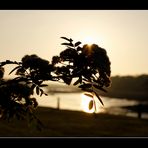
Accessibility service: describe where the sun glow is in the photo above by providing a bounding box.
[81,93,95,113]
[82,36,97,45]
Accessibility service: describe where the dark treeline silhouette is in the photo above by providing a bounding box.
[99,74,148,101]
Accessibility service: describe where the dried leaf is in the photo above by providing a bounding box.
[84,93,93,98]
[88,100,94,110]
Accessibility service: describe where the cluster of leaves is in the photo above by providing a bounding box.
[0,63,44,130]
[0,37,111,129]
[52,37,111,108]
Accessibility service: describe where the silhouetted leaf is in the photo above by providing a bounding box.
[61,42,74,47]
[76,46,82,51]
[9,66,21,75]
[94,91,104,106]
[52,56,60,65]
[78,83,92,89]
[61,37,73,42]
[31,84,36,91]
[39,84,48,87]
[31,98,38,108]
[99,87,107,93]
[36,86,39,95]
[62,76,72,85]
[75,41,81,47]
[13,76,28,83]
[69,38,73,42]
[6,60,13,64]
[88,100,94,110]
[81,88,93,92]
[44,93,48,96]
[40,89,43,97]
[73,78,81,85]
[82,78,89,82]
[26,81,32,84]
[93,84,107,92]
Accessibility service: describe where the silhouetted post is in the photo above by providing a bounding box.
[57,97,60,110]
[137,103,142,119]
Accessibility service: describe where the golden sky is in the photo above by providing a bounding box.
[0,10,148,76]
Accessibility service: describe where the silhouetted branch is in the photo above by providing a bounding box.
[0,37,111,129]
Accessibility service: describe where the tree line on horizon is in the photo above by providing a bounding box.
[98,74,148,101]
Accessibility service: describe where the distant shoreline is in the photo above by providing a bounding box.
[46,83,148,102]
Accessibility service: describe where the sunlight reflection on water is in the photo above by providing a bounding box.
[36,92,148,119]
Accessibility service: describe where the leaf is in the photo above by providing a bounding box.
[73,78,81,85]
[6,60,13,64]
[36,86,39,95]
[31,84,36,91]
[13,77,28,83]
[82,78,89,82]
[39,84,48,87]
[26,81,32,84]
[93,84,107,92]
[9,66,21,75]
[78,83,92,89]
[69,38,73,42]
[62,77,72,85]
[88,100,94,110]
[61,42,74,47]
[40,89,44,97]
[84,93,93,98]
[75,41,81,47]
[31,98,38,108]
[93,100,97,112]
[94,91,104,106]
[76,46,82,51]
[52,56,60,65]
[81,88,93,92]
[99,87,108,93]
[61,37,72,42]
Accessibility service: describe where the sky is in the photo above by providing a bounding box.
[0,10,148,77]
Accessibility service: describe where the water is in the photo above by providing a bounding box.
[36,92,148,119]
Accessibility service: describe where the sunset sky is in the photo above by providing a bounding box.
[0,10,148,77]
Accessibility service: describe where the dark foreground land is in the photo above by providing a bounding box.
[0,107,148,137]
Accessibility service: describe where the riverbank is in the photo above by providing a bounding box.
[0,106,148,137]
